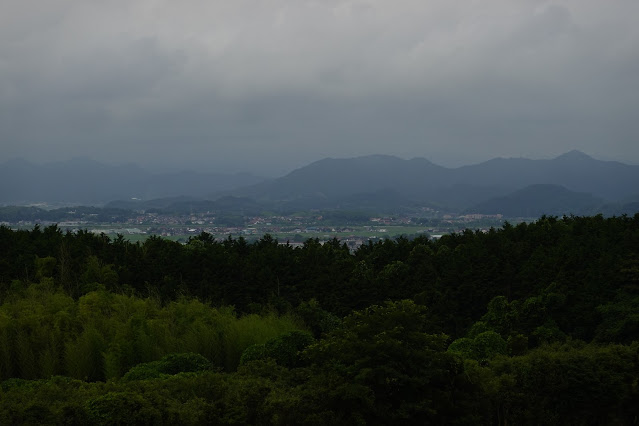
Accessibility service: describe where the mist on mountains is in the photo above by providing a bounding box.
[2,151,638,216]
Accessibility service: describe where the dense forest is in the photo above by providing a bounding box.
[1,215,638,424]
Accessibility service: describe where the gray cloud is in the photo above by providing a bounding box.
[1,0,638,174]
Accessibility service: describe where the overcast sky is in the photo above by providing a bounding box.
[1,0,638,175]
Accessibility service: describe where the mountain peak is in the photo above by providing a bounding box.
[555,150,593,161]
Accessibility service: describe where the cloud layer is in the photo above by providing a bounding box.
[2,0,638,173]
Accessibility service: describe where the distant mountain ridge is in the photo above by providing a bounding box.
[240,155,448,200]
[106,195,262,215]
[465,184,605,217]
[0,158,265,204]
[451,150,638,200]
[2,152,639,216]
[235,150,639,212]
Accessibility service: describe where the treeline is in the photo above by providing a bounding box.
[2,214,639,340]
[1,215,639,423]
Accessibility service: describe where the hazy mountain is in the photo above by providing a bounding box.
[164,196,263,215]
[105,195,263,215]
[465,184,605,217]
[0,158,265,204]
[0,205,133,223]
[235,151,639,211]
[452,150,639,200]
[597,194,639,217]
[238,155,449,200]
[236,154,505,210]
[4,151,638,214]
[104,196,202,211]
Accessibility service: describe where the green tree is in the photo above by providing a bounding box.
[303,300,472,423]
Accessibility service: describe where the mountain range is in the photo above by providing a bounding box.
[0,158,264,204]
[233,150,639,214]
[2,151,639,216]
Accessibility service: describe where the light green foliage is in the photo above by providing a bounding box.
[239,343,268,366]
[473,331,508,360]
[66,327,107,382]
[34,256,56,281]
[448,331,508,361]
[0,285,76,380]
[0,283,305,381]
[380,260,409,282]
[532,319,566,345]
[81,255,118,291]
[467,320,492,338]
[240,330,314,368]
[447,337,474,359]
[122,352,212,381]
[221,312,303,371]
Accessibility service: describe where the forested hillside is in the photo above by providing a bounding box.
[1,215,638,424]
